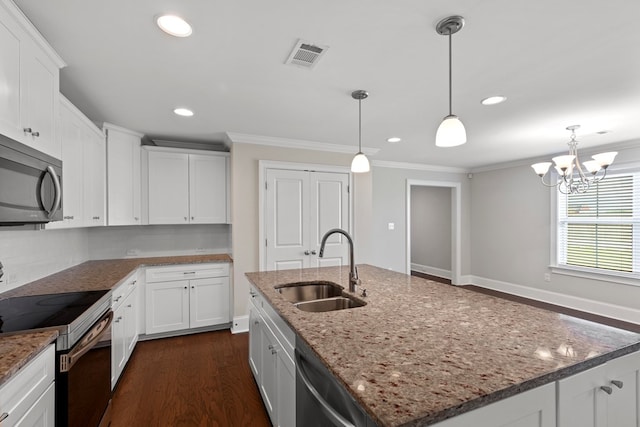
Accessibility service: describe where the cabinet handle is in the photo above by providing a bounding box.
[115,316,123,323]
[0,412,9,422]
[64,215,74,220]
[311,250,317,255]
[23,127,32,133]
[93,216,100,220]
[600,385,613,395]
[114,296,122,303]
[131,280,137,286]
[304,250,310,255]
[268,344,274,350]
[127,304,132,308]
[183,271,196,275]
[254,320,259,325]
[611,380,624,389]
[32,131,40,137]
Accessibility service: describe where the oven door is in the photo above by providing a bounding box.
[56,310,113,427]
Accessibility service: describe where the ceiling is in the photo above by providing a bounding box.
[13,0,640,169]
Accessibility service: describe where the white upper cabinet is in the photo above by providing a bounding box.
[105,123,142,226]
[47,96,105,229]
[0,0,65,159]
[143,147,229,225]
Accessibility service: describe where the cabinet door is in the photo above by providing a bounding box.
[189,277,230,328]
[189,154,227,224]
[248,302,262,380]
[276,350,296,427]
[124,290,138,359]
[21,42,60,159]
[603,351,640,427]
[106,126,141,225]
[145,280,190,335]
[558,364,608,427]
[260,323,278,424]
[147,151,189,224]
[13,382,55,427]
[0,6,22,143]
[84,127,106,226]
[111,302,126,389]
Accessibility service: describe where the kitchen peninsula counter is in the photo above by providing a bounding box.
[246,264,640,426]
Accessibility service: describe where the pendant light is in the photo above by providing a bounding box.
[435,16,466,147]
[351,90,370,173]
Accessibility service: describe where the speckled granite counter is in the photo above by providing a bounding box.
[246,264,640,426]
[0,254,232,387]
[0,330,58,387]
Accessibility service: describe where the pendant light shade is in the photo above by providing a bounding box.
[351,90,370,173]
[435,16,466,148]
[435,114,466,147]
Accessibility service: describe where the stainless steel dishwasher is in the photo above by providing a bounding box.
[296,338,377,427]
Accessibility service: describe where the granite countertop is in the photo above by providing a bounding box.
[0,253,232,386]
[246,264,640,427]
[0,330,58,388]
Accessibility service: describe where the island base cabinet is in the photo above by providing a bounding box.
[557,351,640,427]
[432,382,556,427]
[13,383,54,427]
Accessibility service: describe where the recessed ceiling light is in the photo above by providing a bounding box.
[173,108,194,117]
[481,95,507,106]
[387,137,402,143]
[157,15,192,37]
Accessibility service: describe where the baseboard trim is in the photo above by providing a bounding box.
[231,315,249,334]
[468,275,640,325]
[411,263,452,280]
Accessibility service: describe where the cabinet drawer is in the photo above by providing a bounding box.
[0,344,55,427]
[112,272,139,309]
[145,263,229,283]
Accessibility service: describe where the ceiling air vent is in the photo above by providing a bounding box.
[285,39,328,69]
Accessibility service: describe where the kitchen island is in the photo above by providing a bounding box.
[246,264,640,426]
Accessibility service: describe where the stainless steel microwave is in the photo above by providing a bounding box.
[0,133,62,225]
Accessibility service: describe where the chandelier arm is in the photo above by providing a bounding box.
[539,174,561,188]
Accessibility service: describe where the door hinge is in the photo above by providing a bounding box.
[347,185,350,193]
[265,181,268,190]
[265,238,268,247]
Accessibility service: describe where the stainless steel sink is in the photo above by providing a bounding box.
[275,281,343,303]
[294,296,365,313]
[274,281,366,312]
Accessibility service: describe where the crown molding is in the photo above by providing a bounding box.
[371,160,468,174]
[226,132,380,156]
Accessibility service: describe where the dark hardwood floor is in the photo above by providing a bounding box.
[110,330,271,427]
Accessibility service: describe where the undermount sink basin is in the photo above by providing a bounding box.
[275,281,366,312]
[294,296,365,313]
[275,281,343,303]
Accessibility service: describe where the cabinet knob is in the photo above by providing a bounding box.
[304,250,310,255]
[191,216,194,220]
[600,385,613,395]
[184,286,188,289]
[184,217,188,221]
[134,217,139,221]
[611,380,624,389]
[127,304,132,308]
[32,131,40,137]
[23,127,32,133]
[254,320,259,325]
[191,285,195,289]
[311,250,317,255]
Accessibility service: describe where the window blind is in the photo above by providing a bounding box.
[557,173,640,276]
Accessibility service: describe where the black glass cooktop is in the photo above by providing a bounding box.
[0,290,109,334]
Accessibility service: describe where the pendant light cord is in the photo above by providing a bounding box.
[358,98,362,152]
[448,30,453,116]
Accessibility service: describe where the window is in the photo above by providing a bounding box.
[557,172,640,277]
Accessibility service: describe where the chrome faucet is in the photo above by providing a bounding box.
[318,228,360,292]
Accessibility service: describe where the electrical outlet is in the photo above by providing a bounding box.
[388,222,395,230]
[544,273,551,282]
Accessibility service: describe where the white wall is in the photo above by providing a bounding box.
[410,186,452,273]
[0,228,89,292]
[371,166,471,275]
[231,142,373,318]
[88,224,231,259]
[470,142,640,318]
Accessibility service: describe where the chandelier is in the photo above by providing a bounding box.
[531,125,617,194]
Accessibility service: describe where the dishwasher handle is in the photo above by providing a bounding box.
[60,310,113,373]
[295,351,355,427]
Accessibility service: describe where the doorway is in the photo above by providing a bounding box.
[406,179,461,285]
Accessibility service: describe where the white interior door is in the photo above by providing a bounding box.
[264,168,349,271]
[309,171,349,268]
[265,169,310,271]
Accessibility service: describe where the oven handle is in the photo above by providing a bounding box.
[60,310,113,373]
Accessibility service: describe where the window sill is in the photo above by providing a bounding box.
[550,265,640,287]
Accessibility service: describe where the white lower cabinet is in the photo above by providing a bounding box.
[0,344,55,427]
[557,351,640,427]
[249,285,295,427]
[145,263,230,336]
[111,273,139,389]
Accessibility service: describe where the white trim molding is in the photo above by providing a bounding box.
[411,263,452,280]
[231,315,249,334]
[227,132,379,156]
[468,275,640,325]
[373,160,468,174]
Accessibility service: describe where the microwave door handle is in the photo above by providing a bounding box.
[59,311,113,373]
[45,165,61,218]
